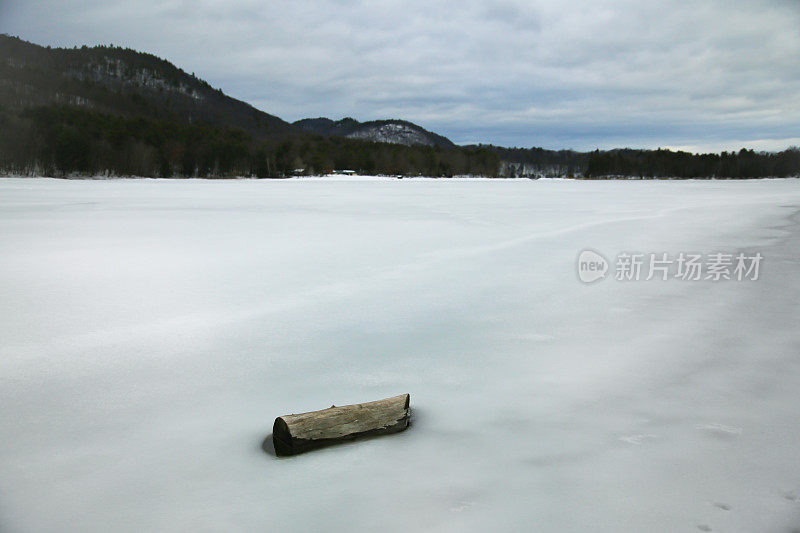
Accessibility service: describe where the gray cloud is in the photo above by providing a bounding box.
[2,0,799,151]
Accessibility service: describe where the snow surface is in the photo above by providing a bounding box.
[1,177,800,532]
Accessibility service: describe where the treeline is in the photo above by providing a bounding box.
[0,105,499,177]
[484,145,800,179]
[485,145,588,168]
[584,148,800,178]
[476,145,587,178]
[2,104,798,179]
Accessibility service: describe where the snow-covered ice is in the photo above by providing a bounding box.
[1,177,800,532]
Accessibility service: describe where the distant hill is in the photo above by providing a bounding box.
[0,34,295,138]
[294,117,455,148]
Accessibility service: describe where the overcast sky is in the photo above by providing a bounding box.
[2,0,799,152]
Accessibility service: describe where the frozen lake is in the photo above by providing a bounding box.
[1,177,800,532]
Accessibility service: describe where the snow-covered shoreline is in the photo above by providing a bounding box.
[3,173,798,181]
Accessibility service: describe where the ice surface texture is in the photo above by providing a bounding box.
[1,177,799,532]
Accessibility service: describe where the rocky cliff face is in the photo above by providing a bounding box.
[294,117,455,148]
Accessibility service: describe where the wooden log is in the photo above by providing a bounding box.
[273,393,410,456]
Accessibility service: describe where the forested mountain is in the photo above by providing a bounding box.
[294,117,455,148]
[0,34,294,138]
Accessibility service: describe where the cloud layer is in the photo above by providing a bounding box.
[2,0,799,151]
